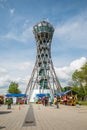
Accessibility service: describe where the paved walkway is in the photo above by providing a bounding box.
[0,104,87,130]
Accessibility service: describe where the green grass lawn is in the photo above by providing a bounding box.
[78,101,87,105]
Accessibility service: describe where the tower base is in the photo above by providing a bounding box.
[29,89,51,102]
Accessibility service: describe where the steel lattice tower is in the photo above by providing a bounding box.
[25,21,61,101]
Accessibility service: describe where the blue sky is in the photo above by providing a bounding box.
[0,0,87,94]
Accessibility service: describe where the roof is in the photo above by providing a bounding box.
[56,92,65,96]
[36,93,50,98]
[5,94,27,97]
[64,90,77,95]
[56,90,77,96]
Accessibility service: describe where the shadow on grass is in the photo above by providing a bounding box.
[0,111,12,114]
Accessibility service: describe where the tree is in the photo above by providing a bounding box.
[72,62,87,100]
[63,86,72,91]
[8,82,21,94]
[81,62,87,85]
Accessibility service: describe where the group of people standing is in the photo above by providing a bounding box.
[41,96,59,108]
[42,96,49,106]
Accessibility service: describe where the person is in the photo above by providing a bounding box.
[6,98,12,109]
[42,96,45,105]
[53,96,59,108]
[44,97,48,106]
[56,96,60,108]
[53,96,57,105]
[63,95,67,105]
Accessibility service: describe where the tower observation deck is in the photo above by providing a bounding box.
[25,21,61,101]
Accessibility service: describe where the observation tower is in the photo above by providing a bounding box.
[25,21,61,101]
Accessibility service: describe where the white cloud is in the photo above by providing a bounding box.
[0,0,7,8]
[0,61,34,94]
[0,67,7,75]
[16,62,34,71]
[0,57,86,94]
[0,76,8,85]
[70,57,86,70]
[54,12,87,49]
[0,26,33,43]
[0,74,29,94]
[9,8,15,15]
[55,57,87,86]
